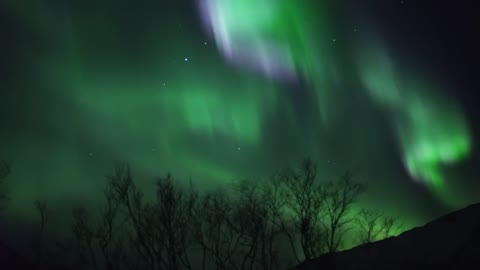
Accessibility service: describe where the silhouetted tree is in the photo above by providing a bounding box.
[381,215,403,239]
[231,182,262,270]
[95,183,125,270]
[355,209,383,244]
[60,161,373,269]
[258,175,288,270]
[322,171,365,253]
[69,175,128,270]
[355,209,404,245]
[71,207,98,270]
[192,190,241,270]
[108,164,155,269]
[108,164,199,270]
[232,180,277,270]
[282,158,327,261]
[152,174,197,270]
[191,177,287,270]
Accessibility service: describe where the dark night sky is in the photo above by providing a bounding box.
[0,0,479,245]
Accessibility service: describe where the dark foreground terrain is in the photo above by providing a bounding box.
[293,203,480,270]
[2,203,480,270]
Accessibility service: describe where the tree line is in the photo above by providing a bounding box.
[0,159,403,270]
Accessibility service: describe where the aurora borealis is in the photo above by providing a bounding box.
[199,0,473,206]
[356,40,472,206]
[0,0,479,236]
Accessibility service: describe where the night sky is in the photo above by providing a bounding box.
[0,0,479,234]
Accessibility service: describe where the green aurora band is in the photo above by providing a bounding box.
[356,42,472,205]
[199,0,334,123]
[201,0,473,207]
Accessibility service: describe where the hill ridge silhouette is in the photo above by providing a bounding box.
[292,202,480,270]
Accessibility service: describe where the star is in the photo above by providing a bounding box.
[204,42,208,45]
[184,58,189,62]
[237,147,241,150]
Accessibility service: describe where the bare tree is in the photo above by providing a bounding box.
[108,164,156,270]
[191,192,213,270]
[355,209,403,245]
[193,190,242,270]
[71,207,98,270]
[355,209,383,244]
[381,215,403,239]
[323,171,365,253]
[0,161,11,211]
[258,175,288,270]
[108,164,199,270]
[69,168,129,270]
[191,177,287,270]
[282,158,327,261]
[96,184,126,270]
[59,160,375,269]
[151,174,197,270]
[231,180,271,270]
